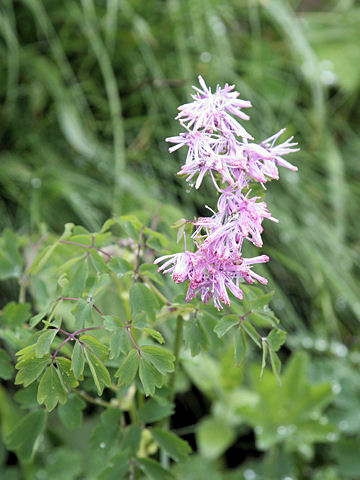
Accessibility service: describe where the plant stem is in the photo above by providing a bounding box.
[161,315,184,469]
[125,326,142,357]
[76,390,117,409]
[59,239,112,259]
[169,315,184,394]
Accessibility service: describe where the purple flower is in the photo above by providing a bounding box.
[176,76,253,139]
[155,248,269,310]
[157,76,298,308]
[195,187,277,249]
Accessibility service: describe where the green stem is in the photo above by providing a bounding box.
[169,315,184,394]
[160,315,184,469]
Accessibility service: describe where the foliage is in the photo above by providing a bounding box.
[1,0,360,478]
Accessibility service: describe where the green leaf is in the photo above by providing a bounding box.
[139,397,175,424]
[214,315,239,338]
[15,352,50,387]
[6,410,47,461]
[234,328,247,366]
[72,301,93,329]
[1,302,31,326]
[90,251,110,274]
[84,350,111,395]
[0,229,23,279]
[90,408,122,452]
[26,242,58,275]
[183,319,210,356]
[137,457,174,480]
[99,218,116,234]
[260,339,268,380]
[129,283,159,321]
[250,291,274,309]
[56,357,79,390]
[37,365,67,411]
[139,264,164,286]
[64,256,88,297]
[0,349,13,380]
[122,424,142,455]
[109,329,129,360]
[139,358,163,396]
[241,321,261,347]
[79,334,109,363]
[109,257,133,278]
[14,383,39,409]
[99,451,129,480]
[30,308,49,328]
[267,329,287,352]
[197,417,235,460]
[142,346,175,375]
[58,394,86,430]
[269,349,282,385]
[35,329,58,358]
[71,341,85,379]
[115,215,142,239]
[151,428,191,462]
[143,328,165,344]
[115,350,139,387]
[103,314,124,331]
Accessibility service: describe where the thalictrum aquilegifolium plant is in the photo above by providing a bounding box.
[0,77,298,479]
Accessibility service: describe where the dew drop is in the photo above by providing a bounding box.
[332,343,348,358]
[277,425,287,436]
[327,432,338,442]
[339,420,348,430]
[244,469,256,480]
[314,338,327,352]
[319,416,328,425]
[200,51,212,63]
[320,70,337,86]
[331,383,342,394]
[31,177,42,188]
[302,337,313,349]
[100,442,106,449]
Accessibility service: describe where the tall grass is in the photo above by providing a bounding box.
[1,0,359,338]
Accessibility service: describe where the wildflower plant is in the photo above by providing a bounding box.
[0,78,298,478]
[156,76,299,311]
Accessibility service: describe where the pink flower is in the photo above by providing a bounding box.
[155,248,269,310]
[157,76,299,308]
[176,76,253,139]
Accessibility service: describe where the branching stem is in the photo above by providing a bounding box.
[59,239,112,259]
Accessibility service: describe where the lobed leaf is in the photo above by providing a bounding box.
[71,341,85,379]
[79,334,109,363]
[15,351,50,387]
[35,329,58,358]
[137,457,174,480]
[84,349,111,395]
[141,346,175,375]
[214,315,239,338]
[151,428,191,462]
[139,358,163,396]
[115,350,139,387]
[183,318,210,357]
[6,410,47,461]
[37,365,67,411]
[267,329,287,352]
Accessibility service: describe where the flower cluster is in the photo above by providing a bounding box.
[155,76,299,309]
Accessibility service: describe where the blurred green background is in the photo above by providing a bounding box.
[1,0,360,478]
